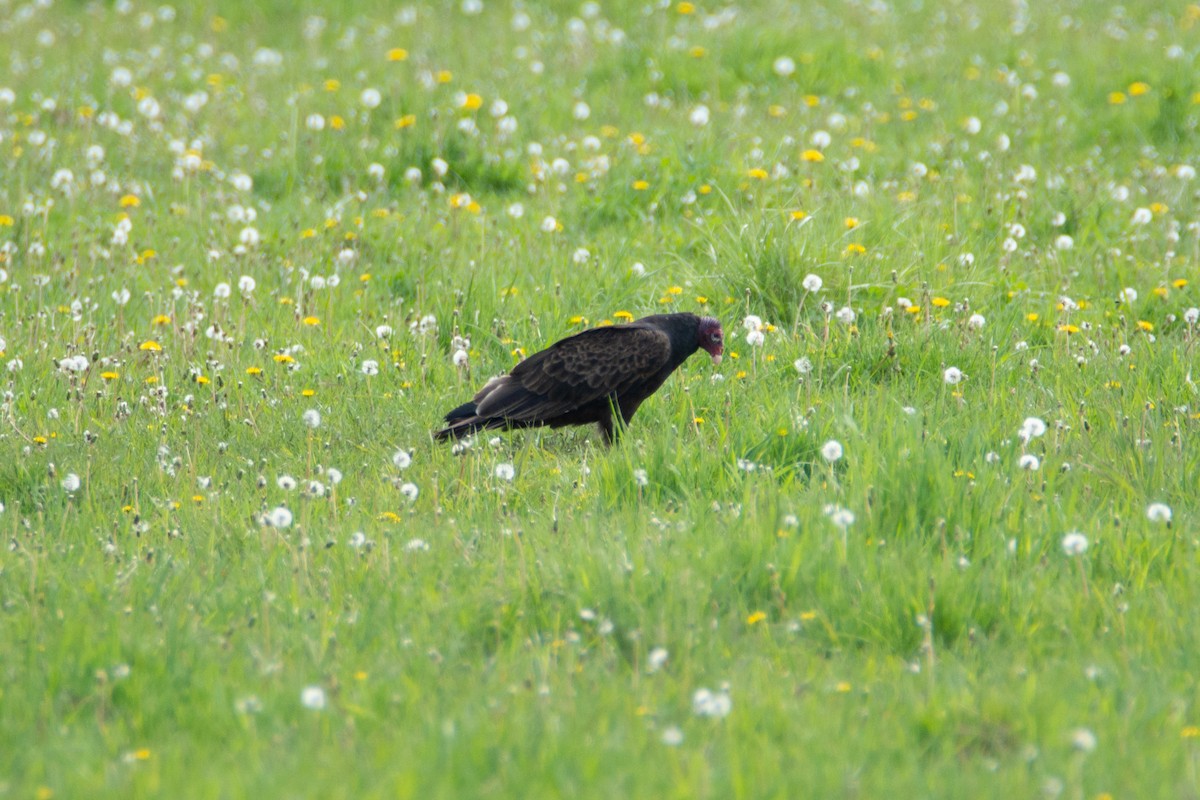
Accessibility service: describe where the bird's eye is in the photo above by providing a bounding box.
[713,333,722,343]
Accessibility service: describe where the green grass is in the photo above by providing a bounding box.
[2,0,1200,797]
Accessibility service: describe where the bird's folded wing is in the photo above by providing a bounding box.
[475,326,672,420]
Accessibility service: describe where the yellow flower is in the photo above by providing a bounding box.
[195,375,210,385]
[1137,320,1154,331]
[301,388,315,397]
[301,228,317,238]
[931,297,950,308]
[387,48,409,62]
[1026,313,1039,322]
[379,511,402,522]
[667,286,683,295]
[746,611,767,625]
[801,149,825,162]
[844,216,860,229]
[145,376,158,384]
[246,366,262,375]
[790,210,807,220]
[768,105,786,117]
[835,681,852,693]
[632,179,649,190]
[689,46,707,58]
[273,354,295,363]
[692,417,704,424]
[1182,725,1200,738]
[436,70,453,84]
[210,15,227,32]
[192,495,204,504]
[695,296,708,304]
[799,610,818,621]
[460,93,483,111]
[0,214,13,226]
[568,315,586,325]
[614,311,634,322]
[139,340,162,352]
[1058,324,1080,334]
[677,1,695,13]
[1128,81,1150,97]
[119,194,140,208]
[395,114,416,129]
[698,184,712,195]
[33,436,47,445]
[330,115,345,130]
[101,371,119,380]
[1153,287,1169,298]
[1109,91,1127,105]
[303,316,320,326]
[844,243,866,255]
[323,78,341,92]
[747,167,769,179]
[152,314,171,325]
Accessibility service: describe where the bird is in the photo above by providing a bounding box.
[434,312,724,444]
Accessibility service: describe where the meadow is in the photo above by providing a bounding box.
[1,0,1199,796]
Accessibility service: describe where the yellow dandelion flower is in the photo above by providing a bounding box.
[835,682,852,693]
[460,92,483,111]
[568,315,586,325]
[746,611,767,625]
[803,94,820,107]
[246,366,262,375]
[195,375,210,385]
[844,243,866,255]
[1137,320,1154,331]
[139,340,162,352]
[768,104,787,117]
[323,79,341,92]
[747,167,769,179]
[119,194,140,208]
[632,179,650,191]
[698,184,712,195]
[273,354,295,363]
[330,115,345,130]
[614,311,634,322]
[301,388,315,397]
[677,1,695,12]
[1128,81,1150,97]
[667,286,683,295]
[844,216,859,229]
[1109,91,1127,105]
[360,273,372,282]
[1172,278,1188,289]
[931,297,951,308]
[1153,287,1169,298]
[33,436,47,445]
[695,296,708,304]
[145,376,158,384]
[689,46,707,58]
[896,190,916,202]
[1058,324,1080,334]
[387,48,409,62]
[101,371,119,380]
[0,214,13,226]
[394,114,417,130]
[1183,725,1200,738]
[279,297,294,305]
[790,210,807,220]
[152,314,171,325]
[1026,313,1039,322]
[735,370,748,379]
[1150,202,1169,214]
[301,228,317,238]
[192,495,204,504]
[303,316,320,326]
[436,70,453,84]
[801,149,825,162]
[600,124,619,138]
[692,417,704,424]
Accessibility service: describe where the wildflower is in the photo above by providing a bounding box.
[689,104,710,126]
[1055,234,1074,250]
[1061,532,1088,556]
[943,366,964,385]
[300,686,326,710]
[392,450,412,469]
[1146,503,1172,524]
[360,360,379,376]
[824,504,855,528]
[1119,287,1138,304]
[540,216,558,233]
[1019,417,1047,442]
[773,56,796,77]
[302,409,321,428]
[1070,728,1097,753]
[1185,308,1199,325]
[277,475,297,490]
[835,306,855,325]
[405,538,429,552]
[266,506,293,527]
[139,340,162,352]
[794,357,813,374]
[495,463,515,481]
[400,482,419,501]
[1131,207,1152,225]
[1018,454,1040,471]
[62,473,81,493]
[802,274,823,292]
[361,88,382,108]
[745,329,765,346]
[633,469,649,487]
[452,349,469,367]
[821,440,843,462]
[967,313,985,330]
[692,687,732,718]
[661,727,684,746]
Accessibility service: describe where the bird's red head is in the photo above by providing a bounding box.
[698,316,724,365]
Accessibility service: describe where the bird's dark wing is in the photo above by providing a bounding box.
[473,325,673,421]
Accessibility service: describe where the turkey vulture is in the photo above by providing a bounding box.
[434,312,724,444]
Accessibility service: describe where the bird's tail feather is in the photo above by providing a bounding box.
[434,402,506,441]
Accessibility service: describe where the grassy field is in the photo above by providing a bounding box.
[2,0,1200,796]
